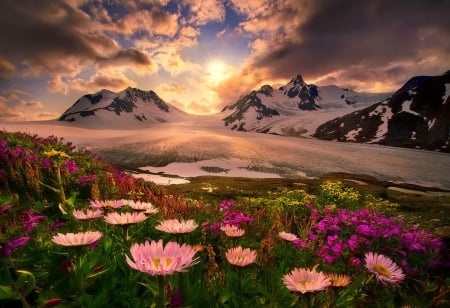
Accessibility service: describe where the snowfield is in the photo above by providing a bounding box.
[2,118,450,189]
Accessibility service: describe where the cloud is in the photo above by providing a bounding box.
[49,70,137,95]
[0,59,16,79]
[155,52,200,76]
[184,98,221,115]
[234,0,450,91]
[157,83,188,95]
[0,90,50,121]
[113,9,179,37]
[0,1,157,77]
[183,0,226,26]
[97,49,157,72]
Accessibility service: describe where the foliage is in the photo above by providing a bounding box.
[0,131,449,307]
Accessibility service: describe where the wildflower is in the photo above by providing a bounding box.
[282,268,331,294]
[279,231,299,242]
[0,236,30,256]
[90,199,125,209]
[350,257,361,266]
[43,298,63,307]
[62,160,78,174]
[43,149,70,159]
[123,200,159,214]
[51,231,103,247]
[78,173,97,184]
[364,252,405,284]
[73,209,103,220]
[325,273,352,287]
[23,212,44,233]
[292,239,309,249]
[48,221,65,232]
[0,204,12,215]
[225,246,257,267]
[126,239,199,276]
[221,225,245,237]
[155,219,198,234]
[104,212,148,225]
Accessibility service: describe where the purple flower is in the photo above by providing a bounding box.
[23,210,45,233]
[307,232,316,241]
[78,173,97,184]
[62,160,78,174]
[347,235,359,251]
[0,236,30,256]
[350,257,361,266]
[49,221,65,232]
[356,224,373,236]
[41,158,52,169]
[292,239,309,249]
[0,204,12,215]
[169,289,182,308]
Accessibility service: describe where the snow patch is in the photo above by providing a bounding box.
[369,102,393,142]
[401,100,420,116]
[345,128,363,141]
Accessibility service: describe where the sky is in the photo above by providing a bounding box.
[0,0,449,121]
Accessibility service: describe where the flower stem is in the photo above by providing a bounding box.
[156,275,165,308]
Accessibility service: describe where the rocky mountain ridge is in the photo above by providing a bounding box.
[314,71,450,152]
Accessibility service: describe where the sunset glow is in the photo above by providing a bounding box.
[0,1,448,121]
[206,59,232,85]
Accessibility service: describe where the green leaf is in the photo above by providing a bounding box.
[0,285,17,300]
[16,270,36,297]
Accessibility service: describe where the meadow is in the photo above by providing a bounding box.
[0,131,449,307]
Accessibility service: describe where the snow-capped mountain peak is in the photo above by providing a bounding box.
[59,87,188,128]
[221,73,391,136]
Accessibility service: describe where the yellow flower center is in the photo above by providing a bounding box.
[296,279,308,288]
[373,263,391,278]
[152,258,160,268]
[165,257,173,267]
[152,257,173,269]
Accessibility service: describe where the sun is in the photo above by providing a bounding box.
[205,59,231,85]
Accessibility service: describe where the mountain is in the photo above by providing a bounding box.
[59,87,189,128]
[221,74,391,136]
[313,71,450,152]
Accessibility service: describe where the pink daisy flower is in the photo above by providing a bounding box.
[155,219,198,234]
[73,209,103,220]
[122,200,159,214]
[364,252,405,284]
[51,231,103,247]
[225,246,257,267]
[104,212,148,225]
[282,267,331,294]
[221,225,245,237]
[279,231,299,242]
[126,239,199,276]
[89,199,125,209]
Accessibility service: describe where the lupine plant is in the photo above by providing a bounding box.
[0,131,449,307]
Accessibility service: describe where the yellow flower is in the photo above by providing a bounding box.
[325,273,352,287]
[43,149,70,159]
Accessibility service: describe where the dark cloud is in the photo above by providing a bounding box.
[251,0,450,87]
[0,59,16,79]
[97,49,154,68]
[0,0,154,75]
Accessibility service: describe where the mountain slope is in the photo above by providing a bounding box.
[59,87,189,128]
[313,71,450,152]
[221,74,391,136]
